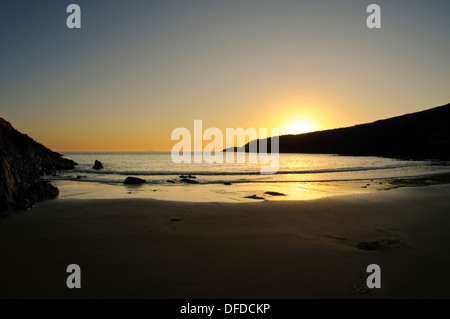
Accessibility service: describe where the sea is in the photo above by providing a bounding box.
[47,152,450,202]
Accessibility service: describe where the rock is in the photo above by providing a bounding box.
[93,160,103,170]
[7,181,60,211]
[264,191,286,196]
[0,118,77,214]
[223,182,232,185]
[244,194,265,200]
[180,178,199,184]
[76,175,82,180]
[167,180,176,183]
[123,177,147,185]
[180,175,196,179]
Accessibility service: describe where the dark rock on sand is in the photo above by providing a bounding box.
[0,117,77,213]
[93,160,104,170]
[181,178,199,184]
[264,191,286,196]
[244,194,265,200]
[123,177,147,185]
[167,180,176,183]
[180,175,196,179]
[355,238,412,251]
[223,182,232,185]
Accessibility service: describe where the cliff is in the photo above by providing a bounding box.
[238,103,450,160]
[0,118,77,213]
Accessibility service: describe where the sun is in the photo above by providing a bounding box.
[284,121,317,135]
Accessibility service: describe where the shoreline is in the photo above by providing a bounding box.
[43,171,450,204]
[1,184,450,298]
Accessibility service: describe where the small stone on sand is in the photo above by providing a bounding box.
[264,191,286,196]
[244,194,265,200]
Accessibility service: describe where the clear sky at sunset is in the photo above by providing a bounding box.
[1,0,449,151]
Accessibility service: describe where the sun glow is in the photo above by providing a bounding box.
[284,121,317,135]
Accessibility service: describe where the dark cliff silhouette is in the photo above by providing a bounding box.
[0,118,77,213]
[231,103,450,159]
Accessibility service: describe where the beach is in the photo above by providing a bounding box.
[2,0,450,304]
[1,184,449,299]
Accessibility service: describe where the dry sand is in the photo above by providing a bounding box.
[1,184,450,299]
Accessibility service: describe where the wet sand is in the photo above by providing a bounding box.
[1,184,450,298]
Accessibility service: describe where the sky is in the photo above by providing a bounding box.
[0,0,449,151]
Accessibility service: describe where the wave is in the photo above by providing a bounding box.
[65,162,429,177]
[49,177,383,185]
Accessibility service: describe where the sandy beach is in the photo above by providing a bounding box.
[2,0,450,304]
[1,184,449,299]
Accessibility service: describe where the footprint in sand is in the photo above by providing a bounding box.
[355,238,412,251]
[324,235,347,241]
